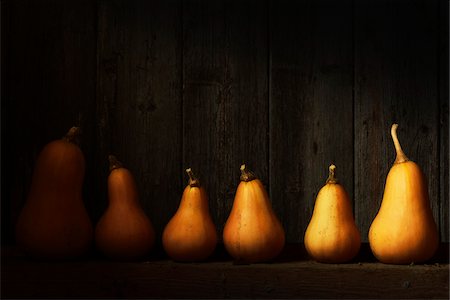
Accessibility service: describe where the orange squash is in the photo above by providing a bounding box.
[368,124,439,264]
[95,155,155,260]
[15,126,93,259]
[304,164,361,263]
[162,168,218,262]
[223,164,285,263]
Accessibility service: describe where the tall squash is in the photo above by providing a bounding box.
[15,127,93,259]
[368,124,439,264]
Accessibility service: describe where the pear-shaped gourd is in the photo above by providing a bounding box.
[304,165,361,263]
[162,168,218,262]
[369,124,439,264]
[15,127,93,259]
[95,155,155,260]
[223,164,285,263]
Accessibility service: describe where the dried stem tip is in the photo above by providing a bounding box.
[240,164,257,182]
[63,126,81,144]
[326,164,338,184]
[109,155,123,171]
[391,124,409,164]
[186,168,200,187]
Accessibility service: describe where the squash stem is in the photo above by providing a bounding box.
[63,126,81,144]
[391,124,409,164]
[109,155,123,171]
[326,164,338,184]
[186,168,200,187]
[240,164,257,182]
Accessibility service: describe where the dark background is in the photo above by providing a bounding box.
[2,0,449,247]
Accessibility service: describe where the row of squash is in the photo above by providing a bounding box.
[15,124,439,265]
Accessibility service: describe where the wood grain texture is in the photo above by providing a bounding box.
[182,0,268,238]
[270,0,354,242]
[2,245,449,299]
[1,0,448,246]
[439,0,449,242]
[354,0,441,241]
[96,0,183,242]
[1,0,97,244]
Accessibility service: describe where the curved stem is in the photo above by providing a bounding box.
[63,126,81,144]
[326,164,338,184]
[391,124,409,164]
[109,155,123,171]
[186,168,200,187]
[240,164,256,182]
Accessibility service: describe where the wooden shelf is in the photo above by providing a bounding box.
[2,244,449,299]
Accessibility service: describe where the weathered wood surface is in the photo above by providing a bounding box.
[2,244,449,299]
[1,0,448,245]
[1,0,97,242]
[270,0,354,242]
[96,0,183,242]
[354,0,442,240]
[183,0,269,238]
[439,0,449,242]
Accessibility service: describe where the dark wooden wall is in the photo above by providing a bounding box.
[2,0,448,245]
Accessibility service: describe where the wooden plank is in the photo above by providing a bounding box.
[2,245,449,299]
[270,0,354,242]
[1,0,97,244]
[96,0,183,242]
[354,0,441,241]
[2,0,447,246]
[182,0,269,238]
[439,0,449,242]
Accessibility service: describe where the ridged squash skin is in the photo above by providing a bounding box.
[223,165,285,263]
[368,124,439,264]
[15,127,93,259]
[162,168,218,262]
[95,155,155,261]
[304,165,361,263]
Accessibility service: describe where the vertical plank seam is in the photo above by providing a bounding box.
[352,0,356,218]
[267,0,272,200]
[92,0,100,222]
[1,0,11,243]
[447,0,450,242]
[95,0,109,221]
[437,0,441,240]
[438,0,449,241]
[180,0,185,186]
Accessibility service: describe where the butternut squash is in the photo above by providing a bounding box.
[162,168,218,262]
[95,155,155,260]
[368,124,439,264]
[15,126,93,259]
[223,164,285,263]
[304,164,361,263]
